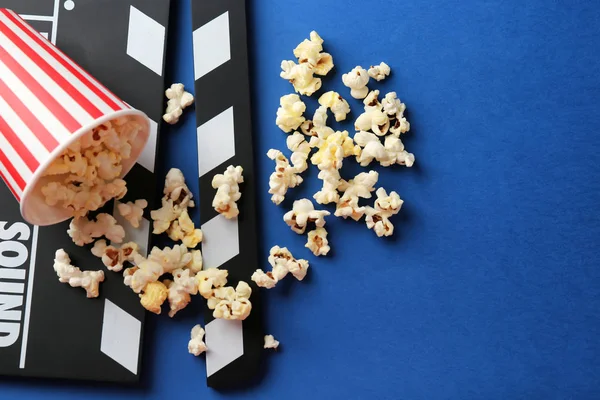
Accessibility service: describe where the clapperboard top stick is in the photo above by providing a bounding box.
[192,0,265,389]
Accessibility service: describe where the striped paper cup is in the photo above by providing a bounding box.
[0,9,151,226]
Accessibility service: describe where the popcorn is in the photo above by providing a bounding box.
[306,227,330,256]
[381,91,404,117]
[67,213,125,246]
[264,335,280,350]
[212,165,244,219]
[311,130,361,171]
[123,266,138,289]
[280,60,322,96]
[276,94,306,133]
[130,259,164,293]
[117,199,148,228]
[250,269,277,289]
[41,120,142,218]
[384,136,415,167]
[139,281,168,314]
[283,199,330,234]
[335,171,379,220]
[95,213,126,243]
[286,132,311,173]
[365,188,403,237]
[268,246,309,281]
[94,241,139,272]
[163,83,194,125]
[280,31,333,96]
[355,91,390,136]
[196,267,229,299]
[53,249,105,298]
[166,210,203,248]
[188,325,207,356]
[165,279,190,318]
[318,91,350,122]
[165,268,199,317]
[342,66,370,99]
[293,31,324,67]
[267,149,303,205]
[313,168,341,205]
[368,62,391,81]
[212,284,252,321]
[186,250,203,274]
[164,168,195,210]
[354,131,390,167]
[151,168,196,235]
[147,244,192,274]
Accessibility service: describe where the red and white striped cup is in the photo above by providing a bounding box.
[0,9,150,226]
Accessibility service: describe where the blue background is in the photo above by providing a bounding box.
[3,0,600,398]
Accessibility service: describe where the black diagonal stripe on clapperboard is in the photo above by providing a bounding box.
[192,0,264,389]
[0,0,170,382]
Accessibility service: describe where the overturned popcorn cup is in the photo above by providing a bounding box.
[0,9,150,226]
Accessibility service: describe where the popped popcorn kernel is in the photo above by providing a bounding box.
[186,250,203,274]
[53,249,105,298]
[188,325,207,356]
[318,91,350,122]
[368,62,391,81]
[196,267,229,299]
[365,188,404,237]
[117,199,148,228]
[268,246,309,281]
[130,259,164,294]
[283,199,330,234]
[139,281,168,314]
[264,334,280,350]
[342,66,370,99]
[306,227,331,256]
[267,149,303,205]
[163,83,194,125]
[280,60,322,96]
[335,171,379,220]
[212,165,244,219]
[147,244,192,274]
[251,269,277,289]
[276,94,306,133]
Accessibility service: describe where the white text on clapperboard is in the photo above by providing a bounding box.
[0,222,30,347]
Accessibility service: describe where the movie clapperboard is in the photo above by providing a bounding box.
[0,0,170,383]
[192,0,264,389]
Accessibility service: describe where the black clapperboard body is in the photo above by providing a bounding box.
[0,0,170,382]
[192,0,264,388]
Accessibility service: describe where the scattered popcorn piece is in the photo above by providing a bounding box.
[267,149,303,205]
[269,246,309,281]
[196,267,229,299]
[306,227,330,256]
[311,130,360,171]
[188,325,207,356]
[91,239,107,258]
[283,199,330,234]
[95,213,126,243]
[147,244,192,274]
[53,249,105,298]
[335,171,379,220]
[123,266,139,289]
[236,281,252,299]
[67,213,125,246]
[354,131,390,167]
[165,279,190,318]
[264,335,280,350]
[276,94,306,133]
[368,62,391,81]
[318,91,350,122]
[164,168,195,210]
[342,66,370,99]
[313,168,341,205]
[280,60,322,96]
[365,188,404,237]
[186,250,203,274]
[313,52,334,76]
[381,92,411,136]
[286,132,311,173]
[355,91,390,136]
[384,136,415,167]
[140,281,168,314]
[293,31,323,67]
[212,165,244,219]
[130,259,164,293]
[251,269,278,289]
[67,217,96,246]
[208,280,253,320]
[163,83,194,125]
[150,199,179,234]
[117,199,148,228]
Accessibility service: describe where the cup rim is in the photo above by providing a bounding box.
[20,108,151,226]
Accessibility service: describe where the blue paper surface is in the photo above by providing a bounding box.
[2,0,600,398]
